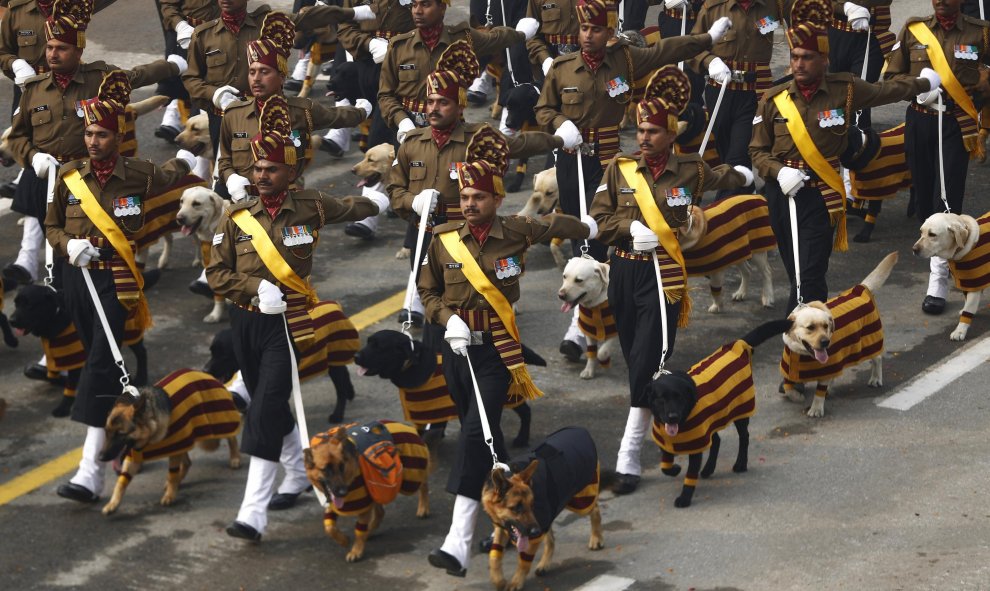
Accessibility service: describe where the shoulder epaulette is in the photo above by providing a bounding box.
[21,71,51,86]
[57,160,86,177]
[9,0,36,10]
[904,16,929,25]
[226,200,255,214]
[446,21,471,34]
[961,13,990,27]
[432,221,464,233]
[827,71,855,83]
[81,61,111,72]
[123,158,156,175]
[403,126,430,141]
[286,95,312,108]
[390,29,416,43]
[291,189,322,200]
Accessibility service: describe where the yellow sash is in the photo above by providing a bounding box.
[908,21,980,124]
[771,91,846,200]
[64,169,143,292]
[230,208,317,306]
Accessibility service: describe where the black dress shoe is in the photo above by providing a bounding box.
[467,90,488,106]
[268,486,312,510]
[319,138,344,158]
[283,78,303,93]
[154,125,180,143]
[0,180,18,198]
[612,473,640,495]
[188,279,214,298]
[56,482,99,503]
[922,295,946,315]
[396,309,424,328]
[23,362,50,381]
[2,263,32,285]
[559,339,583,363]
[344,222,375,240]
[226,520,262,542]
[428,548,466,577]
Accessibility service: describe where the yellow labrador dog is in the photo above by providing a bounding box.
[350,143,399,254]
[174,112,212,160]
[176,187,229,323]
[912,212,989,341]
[518,168,569,270]
[557,257,615,379]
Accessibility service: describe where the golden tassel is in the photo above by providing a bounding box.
[677,289,692,328]
[508,365,544,400]
[832,210,848,252]
[135,296,154,331]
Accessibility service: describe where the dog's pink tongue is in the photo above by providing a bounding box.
[814,349,829,364]
[355,365,368,376]
[560,301,574,314]
[14,328,25,337]
[180,225,193,237]
[513,529,530,554]
[332,494,344,509]
[665,423,679,437]
[355,178,368,188]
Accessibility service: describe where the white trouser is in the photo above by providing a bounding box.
[563,307,587,347]
[226,371,250,406]
[322,99,353,151]
[195,268,208,284]
[615,407,653,476]
[236,455,279,533]
[498,108,514,136]
[351,213,379,233]
[14,216,43,281]
[161,99,181,129]
[928,256,950,299]
[468,71,494,95]
[439,494,480,571]
[192,155,211,181]
[70,426,108,496]
[291,50,311,81]
[277,426,310,495]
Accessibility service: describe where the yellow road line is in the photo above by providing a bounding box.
[0,290,406,507]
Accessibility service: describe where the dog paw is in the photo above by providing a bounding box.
[673,495,692,508]
[101,502,119,516]
[416,508,430,519]
[762,296,774,309]
[806,400,825,418]
[160,492,176,506]
[203,312,223,324]
[661,464,681,477]
[950,325,969,341]
[868,377,882,388]
[707,303,721,313]
[506,580,526,591]
[327,411,344,424]
[700,467,714,479]
[731,290,746,302]
[345,549,364,563]
[229,457,241,469]
[732,462,748,473]
[588,536,604,551]
[579,367,595,379]
[394,248,410,260]
[783,390,804,404]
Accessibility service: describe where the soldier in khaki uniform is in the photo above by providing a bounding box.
[44,71,196,504]
[4,0,185,286]
[885,0,990,315]
[378,0,534,143]
[749,0,936,313]
[206,95,389,543]
[526,0,581,77]
[419,125,595,578]
[590,66,751,496]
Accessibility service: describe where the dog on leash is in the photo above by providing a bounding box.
[678,194,776,313]
[912,212,990,341]
[175,186,229,323]
[347,142,395,242]
[304,419,430,562]
[518,168,569,270]
[99,368,242,515]
[557,257,616,379]
[174,112,212,161]
[780,252,898,417]
[648,319,791,508]
[481,426,603,591]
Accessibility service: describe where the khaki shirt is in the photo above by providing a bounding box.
[336,0,415,59]
[159,0,222,30]
[535,33,712,132]
[885,14,990,86]
[525,0,579,66]
[378,22,526,128]
[183,4,359,111]
[218,95,367,183]
[418,214,591,326]
[590,152,746,243]
[749,73,928,180]
[387,121,563,220]
[206,190,379,306]
[690,0,790,70]
[7,59,180,167]
[44,156,191,256]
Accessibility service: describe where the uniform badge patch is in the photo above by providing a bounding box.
[753,115,763,124]
[236,234,253,242]
[67,195,80,205]
[954,44,978,60]
[665,187,691,208]
[606,76,630,98]
[756,16,779,34]
[113,195,141,217]
[494,256,522,279]
[282,225,314,247]
[449,162,462,179]
[290,129,303,148]
[212,232,224,245]
[445,262,462,269]
[233,131,249,139]
[817,108,845,128]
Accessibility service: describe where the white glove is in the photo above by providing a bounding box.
[629,220,659,252]
[361,185,390,214]
[555,119,582,150]
[257,279,285,313]
[67,238,99,267]
[32,152,59,179]
[916,66,941,109]
[581,214,598,240]
[664,0,688,9]
[412,189,439,217]
[352,4,376,20]
[355,98,373,118]
[167,54,188,75]
[732,165,755,186]
[175,20,195,50]
[516,17,540,42]
[542,57,554,77]
[212,85,239,111]
[843,2,871,31]
[707,16,732,44]
[444,314,471,357]
[175,148,198,170]
[12,59,35,86]
[369,38,389,64]
[396,117,416,144]
[777,166,810,197]
[226,173,250,203]
[708,57,731,84]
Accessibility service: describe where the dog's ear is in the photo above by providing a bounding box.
[596,262,609,285]
[808,301,830,313]
[387,145,395,162]
[518,459,539,484]
[490,468,510,497]
[303,448,315,470]
[949,219,970,252]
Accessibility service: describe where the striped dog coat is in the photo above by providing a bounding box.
[949,212,990,297]
[578,303,617,366]
[683,194,776,277]
[297,300,360,381]
[397,353,458,426]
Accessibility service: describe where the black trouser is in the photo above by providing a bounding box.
[704,85,756,199]
[904,106,968,222]
[64,266,128,427]
[555,148,608,261]
[230,306,298,461]
[658,14,704,105]
[608,255,681,408]
[827,28,882,131]
[11,84,22,119]
[355,55,395,148]
[766,181,833,312]
[442,338,511,499]
[11,164,48,219]
[620,0,648,31]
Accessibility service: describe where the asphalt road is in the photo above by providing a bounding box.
[1,1,990,590]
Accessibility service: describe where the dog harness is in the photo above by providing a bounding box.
[128,368,242,463]
[577,303,617,366]
[397,353,458,426]
[650,339,757,456]
[780,284,883,387]
[949,212,990,297]
[683,194,777,276]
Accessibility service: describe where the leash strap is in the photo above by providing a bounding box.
[465,351,510,473]
[80,266,135,394]
[936,91,951,213]
[650,250,670,377]
[402,200,431,336]
[576,145,590,254]
[699,76,728,155]
[855,38,870,126]
[787,194,803,305]
[44,161,56,288]
[498,0,519,87]
[678,3,687,70]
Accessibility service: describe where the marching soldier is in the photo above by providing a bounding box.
[749,0,939,313]
[525,0,581,79]
[44,71,196,503]
[590,66,752,495]
[419,125,595,577]
[206,96,389,542]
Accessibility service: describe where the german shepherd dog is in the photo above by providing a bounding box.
[481,427,604,591]
[99,369,241,515]
[303,420,430,563]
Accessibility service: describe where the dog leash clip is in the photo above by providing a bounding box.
[492,461,511,474]
[121,384,140,401]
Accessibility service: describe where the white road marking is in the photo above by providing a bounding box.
[877,333,990,410]
[573,574,637,591]
[0,199,10,218]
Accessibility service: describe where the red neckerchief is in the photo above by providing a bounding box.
[53,70,75,90]
[261,191,287,219]
[419,23,444,51]
[935,13,958,31]
[581,50,605,72]
[255,96,267,115]
[431,123,456,149]
[221,9,247,35]
[91,155,118,189]
[736,0,752,11]
[797,78,821,102]
[37,0,54,17]
[644,152,669,181]
[468,220,493,246]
